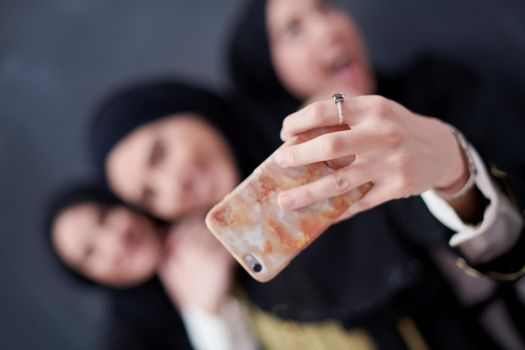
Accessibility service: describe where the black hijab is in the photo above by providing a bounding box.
[227,0,301,151]
[229,0,296,105]
[106,277,193,350]
[89,79,266,183]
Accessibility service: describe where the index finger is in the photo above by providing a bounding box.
[280,96,371,141]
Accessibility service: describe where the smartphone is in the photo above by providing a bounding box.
[206,126,366,282]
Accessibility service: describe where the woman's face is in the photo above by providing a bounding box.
[267,0,375,99]
[106,114,239,221]
[52,202,162,287]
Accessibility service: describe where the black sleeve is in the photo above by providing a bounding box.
[104,281,194,350]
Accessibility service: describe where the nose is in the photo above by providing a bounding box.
[151,166,196,215]
[99,209,134,264]
[109,209,134,239]
[158,152,200,195]
[97,227,127,268]
[155,168,187,197]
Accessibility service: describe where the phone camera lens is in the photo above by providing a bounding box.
[243,253,263,273]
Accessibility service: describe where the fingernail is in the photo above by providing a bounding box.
[278,193,295,209]
[280,130,287,141]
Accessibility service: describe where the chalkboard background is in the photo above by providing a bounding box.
[1,1,524,349]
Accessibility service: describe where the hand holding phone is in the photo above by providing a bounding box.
[206,126,368,282]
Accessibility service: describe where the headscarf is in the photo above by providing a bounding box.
[227,0,301,150]
[229,0,298,101]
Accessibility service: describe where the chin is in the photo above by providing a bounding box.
[130,262,156,284]
[106,275,145,289]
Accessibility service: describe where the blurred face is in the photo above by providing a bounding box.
[106,114,239,221]
[52,202,162,287]
[267,0,375,99]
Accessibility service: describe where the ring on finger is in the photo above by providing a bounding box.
[331,92,345,125]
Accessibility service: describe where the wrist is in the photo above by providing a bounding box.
[436,162,468,196]
[435,124,468,191]
[434,125,477,201]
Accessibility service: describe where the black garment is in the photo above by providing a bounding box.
[501,281,525,338]
[227,1,525,348]
[105,278,193,350]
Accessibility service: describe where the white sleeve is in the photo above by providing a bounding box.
[421,145,523,264]
[179,298,258,350]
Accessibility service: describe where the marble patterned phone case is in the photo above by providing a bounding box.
[206,126,367,282]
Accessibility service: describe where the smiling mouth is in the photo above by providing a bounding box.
[327,53,354,75]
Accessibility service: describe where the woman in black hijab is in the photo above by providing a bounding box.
[226,0,525,348]
[45,184,193,350]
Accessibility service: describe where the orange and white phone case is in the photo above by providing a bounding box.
[206,126,366,282]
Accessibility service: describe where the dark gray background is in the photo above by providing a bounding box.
[1,1,524,349]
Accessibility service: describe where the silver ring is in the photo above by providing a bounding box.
[331,92,345,125]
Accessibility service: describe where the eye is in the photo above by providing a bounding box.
[318,0,331,11]
[317,0,337,16]
[98,206,110,225]
[149,139,165,168]
[84,245,95,261]
[283,18,302,40]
